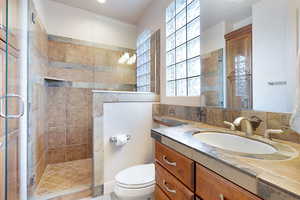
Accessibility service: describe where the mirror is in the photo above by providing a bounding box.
[32,0,300,115]
[200,0,300,113]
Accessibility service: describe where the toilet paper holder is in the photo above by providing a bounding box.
[109,134,131,144]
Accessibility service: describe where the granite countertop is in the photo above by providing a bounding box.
[152,116,300,200]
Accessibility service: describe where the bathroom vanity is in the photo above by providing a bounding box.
[155,141,262,200]
[152,119,300,200]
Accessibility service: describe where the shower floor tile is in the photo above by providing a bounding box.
[34,159,92,199]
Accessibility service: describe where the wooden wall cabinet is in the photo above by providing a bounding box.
[225,25,253,110]
[155,141,263,200]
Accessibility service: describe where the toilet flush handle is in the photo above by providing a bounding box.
[162,155,177,167]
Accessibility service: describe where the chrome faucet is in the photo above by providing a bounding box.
[233,117,254,137]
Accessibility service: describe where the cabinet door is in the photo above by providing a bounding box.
[155,185,171,200]
[155,142,195,190]
[156,163,194,200]
[196,164,262,200]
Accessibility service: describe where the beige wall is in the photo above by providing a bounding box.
[33,0,137,49]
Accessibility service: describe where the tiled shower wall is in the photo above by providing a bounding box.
[153,104,300,144]
[28,2,48,193]
[46,36,137,163]
[46,87,93,164]
[47,35,137,90]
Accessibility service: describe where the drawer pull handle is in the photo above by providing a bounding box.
[162,156,177,166]
[163,180,176,194]
[219,194,224,200]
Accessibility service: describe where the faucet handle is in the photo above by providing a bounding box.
[264,129,284,140]
[224,121,236,131]
[233,117,246,126]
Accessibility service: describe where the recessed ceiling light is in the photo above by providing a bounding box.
[97,0,106,4]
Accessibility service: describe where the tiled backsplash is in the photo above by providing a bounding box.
[153,104,300,144]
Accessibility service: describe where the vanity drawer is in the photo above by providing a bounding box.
[155,142,194,190]
[156,163,194,200]
[196,164,262,200]
[155,185,171,200]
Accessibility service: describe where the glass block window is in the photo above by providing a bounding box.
[137,30,151,92]
[166,0,201,96]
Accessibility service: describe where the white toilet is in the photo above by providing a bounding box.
[114,163,155,200]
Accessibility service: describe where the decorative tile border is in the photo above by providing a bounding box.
[92,91,160,196]
[154,104,300,144]
[49,61,135,74]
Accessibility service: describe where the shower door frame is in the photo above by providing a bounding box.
[1,0,29,199]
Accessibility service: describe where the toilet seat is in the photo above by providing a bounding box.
[115,163,155,189]
[116,180,155,189]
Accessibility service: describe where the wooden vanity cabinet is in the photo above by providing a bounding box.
[155,185,171,200]
[155,141,263,200]
[156,163,194,200]
[155,141,195,200]
[155,141,195,190]
[196,164,262,200]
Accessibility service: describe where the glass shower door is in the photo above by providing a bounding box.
[0,0,27,199]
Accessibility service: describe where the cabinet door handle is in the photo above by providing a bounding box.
[0,94,25,119]
[219,194,224,200]
[162,155,177,166]
[163,180,176,194]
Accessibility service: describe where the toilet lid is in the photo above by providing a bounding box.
[115,163,155,189]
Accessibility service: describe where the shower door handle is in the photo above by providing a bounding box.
[0,94,25,119]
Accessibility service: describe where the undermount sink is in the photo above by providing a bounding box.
[193,132,277,155]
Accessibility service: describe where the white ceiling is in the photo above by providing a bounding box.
[201,0,261,30]
[49,0,154,25]
[49,0,260,28]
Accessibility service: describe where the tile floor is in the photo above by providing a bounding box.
[34,159,92,200]
[80,194,114,200]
